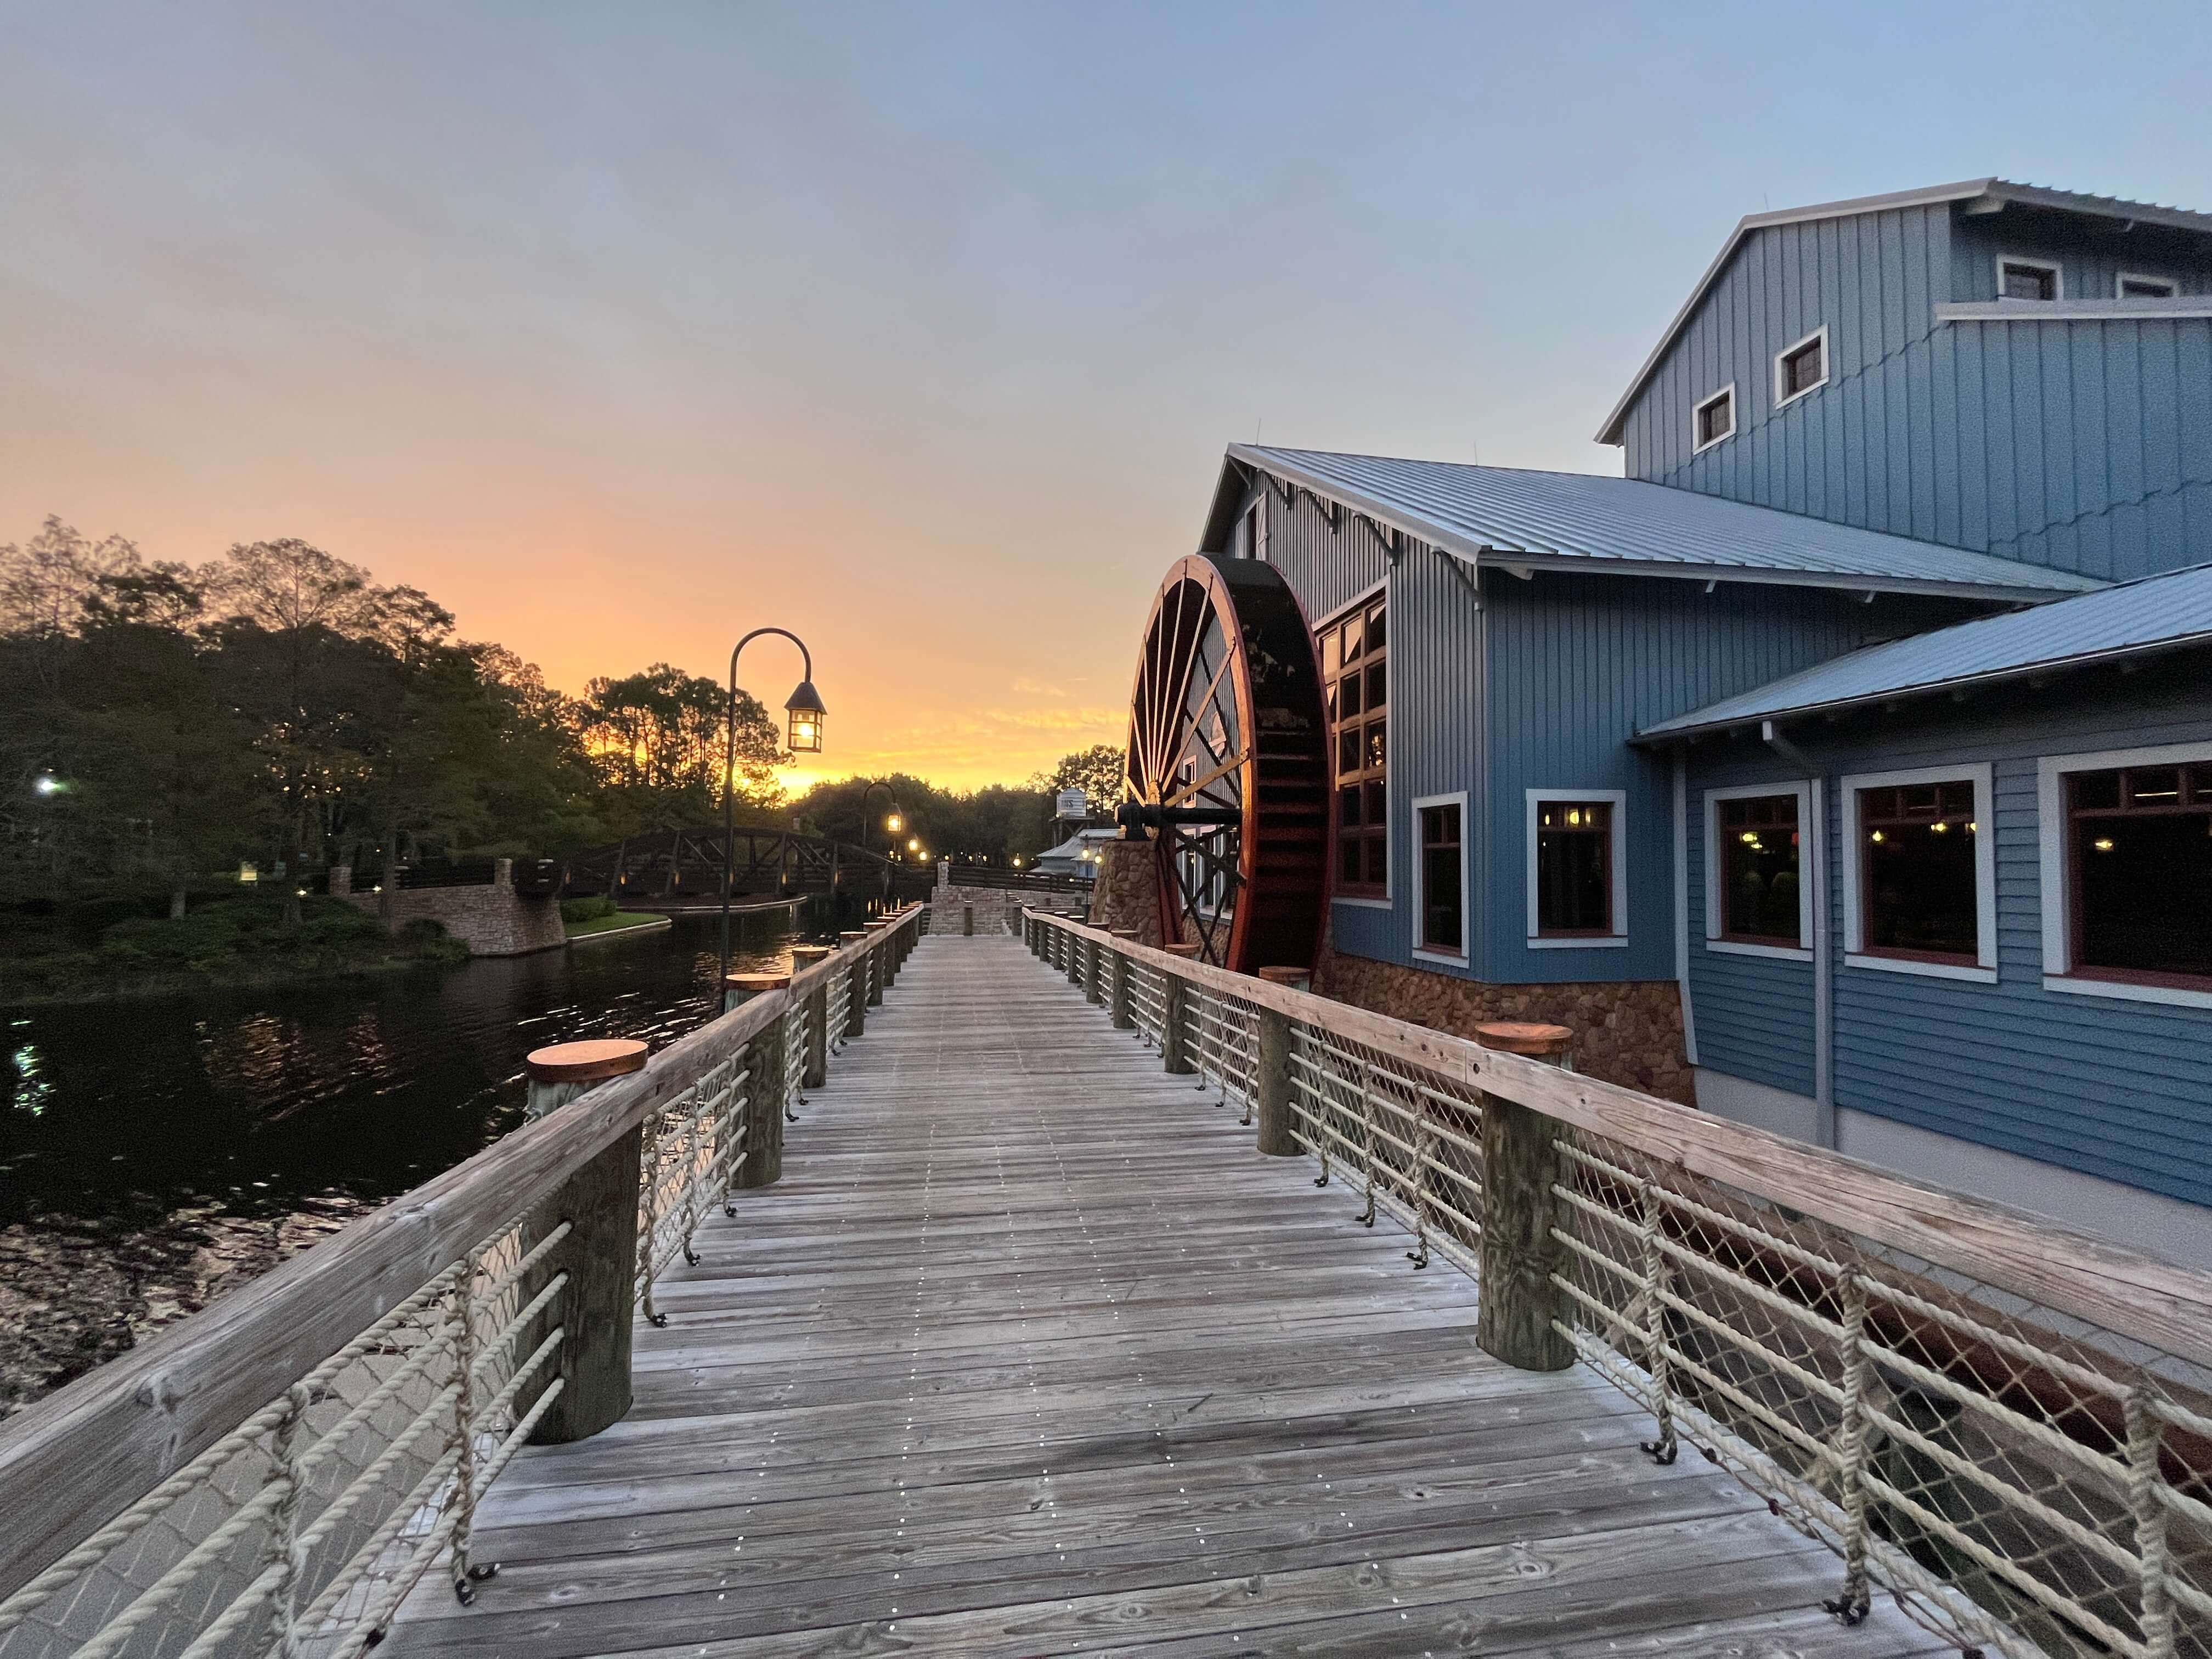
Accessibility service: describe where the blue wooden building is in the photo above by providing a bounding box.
[1193,179,2212,1263]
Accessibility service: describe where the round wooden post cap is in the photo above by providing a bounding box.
[789,944,834,962]
[1164,942,1203,958]
[724,971,789,992]
[1257,966,1312,987]
[1475,1020,1575,1059]
[839,930,869,943]
[526,1038,648,1085]
[1110,928,1140,940]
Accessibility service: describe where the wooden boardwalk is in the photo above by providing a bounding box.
[382,933,1946,1657]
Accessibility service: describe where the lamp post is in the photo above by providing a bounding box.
[720,629,826,994]
[859,779,903,913]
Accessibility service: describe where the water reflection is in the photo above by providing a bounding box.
[0,902,840,1228]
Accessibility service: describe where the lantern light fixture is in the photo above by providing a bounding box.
[784,681,826,754]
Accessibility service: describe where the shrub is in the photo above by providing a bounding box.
[561,896,618,923]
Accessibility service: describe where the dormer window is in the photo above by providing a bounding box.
[1999,257,2062,301]
[2118,273,2178,299]
[1774,327,1829,407]
[1692,385,1735,453]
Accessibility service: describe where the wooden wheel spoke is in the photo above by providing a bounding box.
[1164,749,1248,809]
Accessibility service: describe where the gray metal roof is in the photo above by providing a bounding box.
[1228,445,2102,602]
[1637,562,2212,741]
[1595,178,2212,444]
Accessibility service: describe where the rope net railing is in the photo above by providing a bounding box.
[0,1209,564,1659]
[1551,1131,2212,1659]
[0,911,923,1659]
[1023,910,2212,1659]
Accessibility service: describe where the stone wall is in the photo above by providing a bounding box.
[930,865,1014,934]
[1085,842,1163,945]
[332,859,567,957]
[1315,947,1694,1104]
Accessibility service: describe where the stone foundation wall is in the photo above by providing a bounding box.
[332,860,567,957]
[1314,948,1694,1104]
[1085,842,1164,945]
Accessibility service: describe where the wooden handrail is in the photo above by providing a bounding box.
[0,909,923,1603]
[1030,910,2212,1373]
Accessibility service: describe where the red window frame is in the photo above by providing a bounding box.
[1855,780,1979,967]
[1717,793,1803,947]
[2063,762,2212,992]
[1533,799,1615,938]
[1323,596,1387,899]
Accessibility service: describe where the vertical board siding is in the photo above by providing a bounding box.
[1621,206,2212,582]
[1477,577,1966,986]
[1683,680,2212,1207]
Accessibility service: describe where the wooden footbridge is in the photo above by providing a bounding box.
[3,913,2209,1657]
[556,827,933,912]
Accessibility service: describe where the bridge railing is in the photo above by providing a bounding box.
[1025,908,2212,1659]
[0,906,928,1659]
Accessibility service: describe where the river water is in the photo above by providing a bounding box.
[0,899,857,1411]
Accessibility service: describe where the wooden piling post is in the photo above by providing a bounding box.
[1254,1006,1297,1156]
[736,999,788,1189]
[723,969,787,1017]
[790,945,834,1089]
[1108,931,1137,1029]
[521,1039,648,1443]
[1474,1022,1576,1373]
[963,902,974,936]
[839,931,868,1037]
[1160,970,1193,1074]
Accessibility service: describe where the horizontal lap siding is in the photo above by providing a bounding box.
[1683,747,1817,1098]
[1688,678,2212,1206]
[1623,209,2212,583]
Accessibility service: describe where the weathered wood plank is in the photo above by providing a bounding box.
[377,933,1935,1657]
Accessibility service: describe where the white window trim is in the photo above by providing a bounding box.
[1525,788,1629,949]
[1321,583,1392,909]
[2115,272,2178,300]
[2037,740,2212,1011]
[1412,791,1469,962]
[1772,325,1830,410]
[1691,383,1736,454]
[1996,254,2063,301]
[1839,763,1996,984]
[1705,781,1814,962]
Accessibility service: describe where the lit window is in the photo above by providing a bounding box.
[1534,800,1614,936]
[1718,794,1803,947]
[1323,596,1387,897]
[2063,763,2212,988]
[1693,386,1735,453]
[1776,330,1827,403]
[2000,258,2060,301]
[1858,781,1978,964]
[2118,274,2178,299]
[1418,800,1463,954]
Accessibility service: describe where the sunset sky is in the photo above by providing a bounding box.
[5,3,2207,792]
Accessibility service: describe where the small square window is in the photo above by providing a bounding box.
[2119,274,2177,299]
[2001,259,2059,302]
[1777,331,1826,402]
[1694,386,1735,452]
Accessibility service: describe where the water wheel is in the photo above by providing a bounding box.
[1119,554,1331,973]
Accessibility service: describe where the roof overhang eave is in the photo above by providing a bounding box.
[1225,446,2089,603]
[1631,632,2212,746]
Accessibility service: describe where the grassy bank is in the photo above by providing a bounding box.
[0,895,468,1004]
[565,909,667,938]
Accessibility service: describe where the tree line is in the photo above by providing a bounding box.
[1,517,1124,919]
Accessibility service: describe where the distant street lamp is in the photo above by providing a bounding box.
[721,628,825,993]
[33,772,62,797]
[859,778,903,910]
